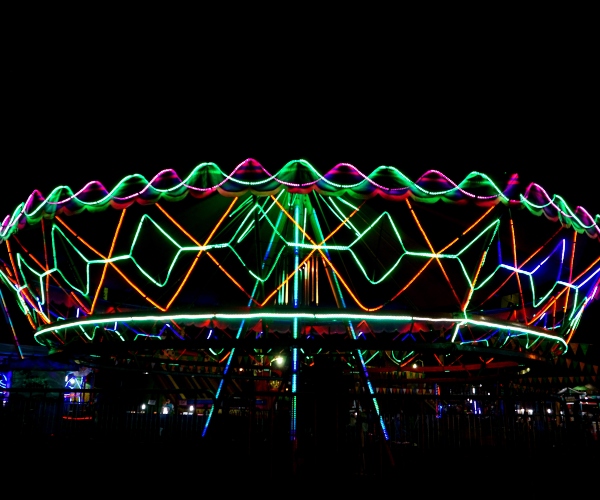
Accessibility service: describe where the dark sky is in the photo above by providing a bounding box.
[3,98,597,216]
[2,44,598,343]
[3,34,598,212]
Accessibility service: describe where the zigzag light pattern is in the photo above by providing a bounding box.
[0,157,598,443]
[0,160,596,355]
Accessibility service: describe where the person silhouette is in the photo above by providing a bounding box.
[162,399,174,415]
[160,398,174,437]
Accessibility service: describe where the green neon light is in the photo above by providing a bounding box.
[15,191,586,318]
[1,161,597,371]
[33,310,568,350]
[3,161,598,246]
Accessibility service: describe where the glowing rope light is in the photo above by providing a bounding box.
[260,195,364,307]
[55,202,257,309]
[2,162,597,434]
[564,231,577,316]
[156,198,238,309]
[91,208,127,314]
[3,162,598,243]
[54,216,167,311]
[5,239,37,317]
[203,202,286,439]
[41,219,51,318]
[9,234,90,316]
[0,287,23,358]
[528,256,600,326]
[307,195,389,440]
[480,226,564,307]
[290,196,301,441]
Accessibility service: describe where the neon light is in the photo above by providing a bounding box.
[157,198,238,309]
[509,216,528,322]
[91,208,126,314]
[54,216,167,311]
[463,249,488,312]
[0,287,23,358]
[4,161,597,242]
[407,199,463,307]
[564,231,577,316]
[0,160,597,440]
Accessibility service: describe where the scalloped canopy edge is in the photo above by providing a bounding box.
[1,158,599,242]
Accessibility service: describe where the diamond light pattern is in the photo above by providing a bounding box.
[0,159,598,442]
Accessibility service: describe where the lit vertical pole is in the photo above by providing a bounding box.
[291,194,300,469]
[307,195,390,444]
[202,199,284,438]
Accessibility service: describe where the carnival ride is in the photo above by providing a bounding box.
[0,159,598,447]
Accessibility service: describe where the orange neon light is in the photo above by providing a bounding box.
[55,216,166,311]
[156,199,239,310]
[563,231,577,315]
[206,252,261,305]
[5,239,23,296]
[262,196,366,308]
[563,326,576,347]
[14,236,90,316]
[406,199,462,307]
[51,331,65,344]
[509,217,527,322]
[462,250,487,312]
[564,279,598,345]
[267,197,493,312]
[41,219,50,318]
[382,206,496,305]
[528,255,600,326]
[387,258,434,303]
[12,235,85,317]
[91,208,127,314]
[438,205,497,253]
[5,238,51,322]
[399,354,419,369]
[480,226,563,308]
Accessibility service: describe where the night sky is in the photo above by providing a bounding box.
[3,51,599,348]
